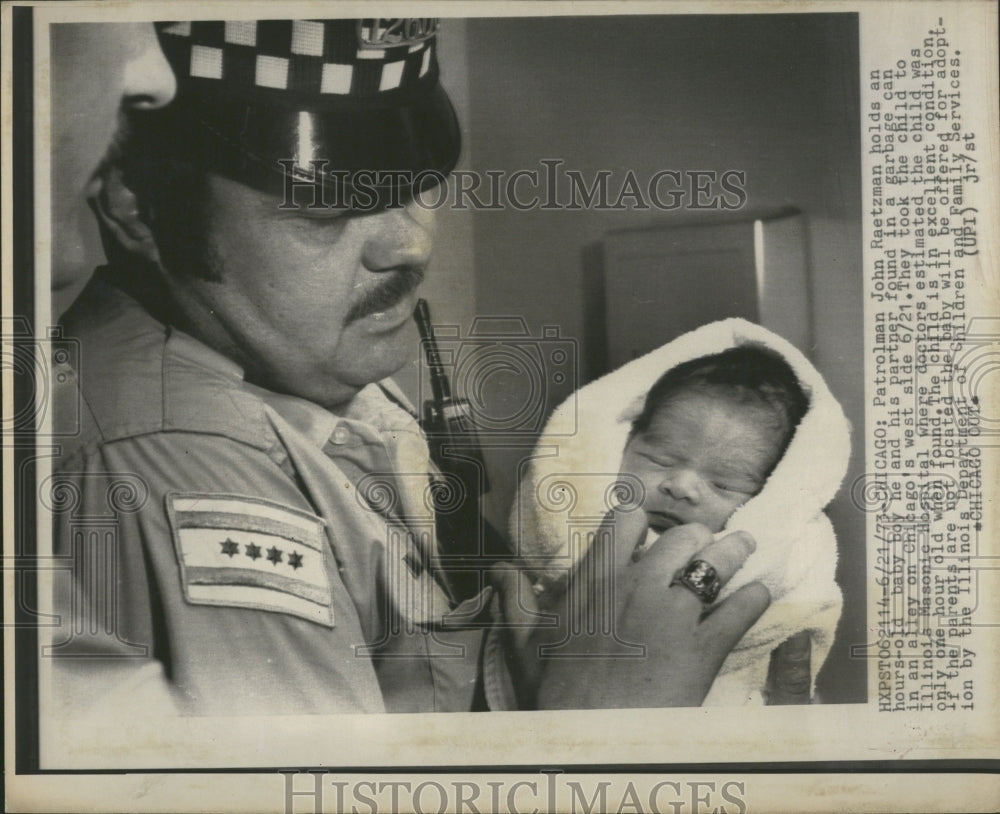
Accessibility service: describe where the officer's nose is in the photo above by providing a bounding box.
[121,24,177,110]
[360,200,436,273]
[658,468,703,503]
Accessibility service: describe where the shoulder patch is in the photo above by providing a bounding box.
[166,493,334,628]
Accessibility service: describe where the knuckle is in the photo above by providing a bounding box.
[723,529,757,554]
[685,521,714,538]
[743,581,772,605]
[646,525,695,555]
[670,521,713,547]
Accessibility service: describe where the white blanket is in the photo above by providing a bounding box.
[510,318,850,705]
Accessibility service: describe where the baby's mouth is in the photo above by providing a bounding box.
[646,510,685,534]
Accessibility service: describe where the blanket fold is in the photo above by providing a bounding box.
[510,318,850,705]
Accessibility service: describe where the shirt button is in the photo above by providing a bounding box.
[331,426,350,445]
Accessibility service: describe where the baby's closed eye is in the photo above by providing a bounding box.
[711,479,759,495]
[638,450,677,468]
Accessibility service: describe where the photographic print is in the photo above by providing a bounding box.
[3,2,997,812]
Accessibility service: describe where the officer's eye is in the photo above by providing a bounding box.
[296,205,350,221]
[284,208,352,242]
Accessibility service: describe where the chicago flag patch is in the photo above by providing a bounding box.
[166,493,334,627]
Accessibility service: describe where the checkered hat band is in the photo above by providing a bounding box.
[159,20,435,97]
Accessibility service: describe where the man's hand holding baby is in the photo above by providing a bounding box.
[493,507,771,709]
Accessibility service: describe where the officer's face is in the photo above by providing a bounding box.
[174,174,436,410]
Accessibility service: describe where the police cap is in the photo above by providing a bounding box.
[145,18,460,206]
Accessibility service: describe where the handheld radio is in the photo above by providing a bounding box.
[415,299,506,601]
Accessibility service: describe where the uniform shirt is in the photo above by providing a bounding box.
[49,269,494,716]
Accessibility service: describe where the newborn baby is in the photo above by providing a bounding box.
[622,345,807,543]
[509,318,851,706]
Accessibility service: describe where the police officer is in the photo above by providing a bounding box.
[52,22,177,311]
[51,18,771,718]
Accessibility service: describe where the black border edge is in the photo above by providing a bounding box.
[22,759,1000,775]
[12,2,40,775]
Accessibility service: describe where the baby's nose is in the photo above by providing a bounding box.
[658,468,703,502]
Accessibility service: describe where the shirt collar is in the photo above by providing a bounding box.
[164,322,418,450]
[250,384,343,449]
[165,326,245,380]
[164,325,342,447]
[245,376,418,451]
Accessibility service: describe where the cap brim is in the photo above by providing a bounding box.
[142,81,461,206]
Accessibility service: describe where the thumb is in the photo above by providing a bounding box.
[489,562,546,709]
[489,562,541,656]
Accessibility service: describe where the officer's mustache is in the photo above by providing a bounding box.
[345,265,425,324]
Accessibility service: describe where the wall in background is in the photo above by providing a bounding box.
[392,19,478,404]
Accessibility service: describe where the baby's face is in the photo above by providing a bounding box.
[620,391,783,534]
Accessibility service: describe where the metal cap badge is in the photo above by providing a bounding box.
[142,19,460,206]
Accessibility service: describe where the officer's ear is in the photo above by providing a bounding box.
[86,160,161,265]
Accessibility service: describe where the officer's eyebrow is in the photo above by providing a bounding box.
[292,204,352,220]
[269,193,353,221]
[285,200,416,222]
